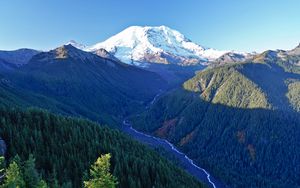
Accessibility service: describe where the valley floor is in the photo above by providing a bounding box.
[121,119,226,188]
[120,93,226,188]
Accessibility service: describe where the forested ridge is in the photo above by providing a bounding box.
[131,61,300,188]
[0,45,167,126]
[0,107,205,188]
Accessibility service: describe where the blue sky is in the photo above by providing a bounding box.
[0,0,299,52]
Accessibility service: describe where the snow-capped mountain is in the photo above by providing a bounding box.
[86,26,230,66]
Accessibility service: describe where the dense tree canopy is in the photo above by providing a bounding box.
[131,61,300,188]
[0,108,205,188]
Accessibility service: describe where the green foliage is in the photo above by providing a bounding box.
[132,62,300,188]
[0,108,204,188]
[183,64,270,109]
[84,154,118,188]
[23,154,40,188]
[286,80,300,112]
[37,180,48,188]
[1,161,25,188]
[0,155,48,188]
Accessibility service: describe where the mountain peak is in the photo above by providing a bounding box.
[29,44,97,64]
[55,44,78,58]
[66,40,87,50]
[87,25,228,66]
[287,43,300,56]
[56,44,100,62]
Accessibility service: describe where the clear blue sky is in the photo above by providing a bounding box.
[1,0,300,52]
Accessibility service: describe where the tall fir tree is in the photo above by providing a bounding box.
[23,154,40,188]
[1,161,25,188]
[84,154,118,188]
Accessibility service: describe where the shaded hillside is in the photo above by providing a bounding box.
[0,48,39,65]
[146,63,204,87]
[0,108,205,188]
[0,45,167,125]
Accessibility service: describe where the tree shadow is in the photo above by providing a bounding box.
[132,87,300,188]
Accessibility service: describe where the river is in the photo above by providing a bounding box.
[120,94,226,188]
[121,120,225,188]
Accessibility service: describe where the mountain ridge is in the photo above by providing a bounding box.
[0,48,39,65]
[0,45,167,125]
[3,26,299,70]
[130,51,300,187]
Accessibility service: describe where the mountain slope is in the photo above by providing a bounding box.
[1,45,167,125]
[0,108,205,188]
[131,56,300,187]
[0,48,39,65]
[213,52,254,65]
[0,59,17,71]
[88,26,229,66]
[93,48,121,62]
[183,64,271,109]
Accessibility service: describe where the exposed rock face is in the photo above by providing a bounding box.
[93,48,120,62]
[287,43,300,56]
[213,52,251,65]
[142,51,206,65]
[30,45,98,63]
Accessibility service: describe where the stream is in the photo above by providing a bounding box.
[120,93,226,188]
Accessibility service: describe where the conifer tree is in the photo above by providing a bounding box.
[84,154,118,188]
[2,161,25,188]
[23,154,40,188]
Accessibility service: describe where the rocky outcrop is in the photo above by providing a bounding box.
[93,48,120,62]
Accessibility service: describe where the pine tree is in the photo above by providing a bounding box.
[2,161,25,188]
[84,154,118,188]
[23,154,40,188]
